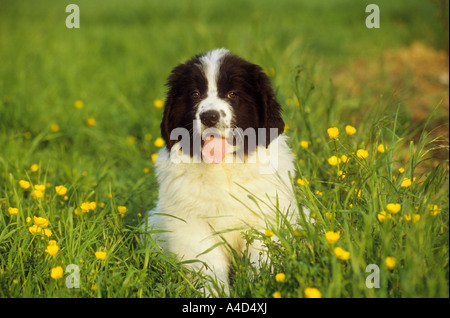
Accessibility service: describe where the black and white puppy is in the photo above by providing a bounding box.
[147,49,305,294]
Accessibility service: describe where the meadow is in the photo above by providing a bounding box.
[0,0,448,298]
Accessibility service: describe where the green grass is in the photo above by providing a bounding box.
[0,0,448,298]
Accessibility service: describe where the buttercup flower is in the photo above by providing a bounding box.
[296,178,309,186]
[29,224,42,235]
[51,266,64,280]
[154,137,165,148]
[45,242,59,256]
[273,291,282,298]
[404,214,420,223]
[51,123,60,132]
[345,125,356,136]
[275,273,286,282]
[300,141,310,149]
[118,206,127,217]
[428,204,441,216]
[151,153,158,163]
[74,100,84,109]
[265,229,274,237]
[55,185,68,196]
[30,164,39,172]
[327,156,340,166]
[304,287,322,298]
[327,127,339,139]
[377,211,391,222]
[19,180,30,189]
[325,231,340,244]
[86,117,96,127]
[153,99,164,109]
[334,247,350,260]
[398,167,405,174]
[385,256,396,270]
[377,144,385,153]
[386,203,401,214]
[400,178,412,188]
[34,216,49,228]
[356,149,369,159]
[8,207,18,215]
[95,251,107,260]
[340,155,349,163]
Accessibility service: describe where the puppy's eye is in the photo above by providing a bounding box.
[226,91,237,99]
[191,90,200,99]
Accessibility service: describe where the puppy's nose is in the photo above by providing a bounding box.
[200,110,220,127]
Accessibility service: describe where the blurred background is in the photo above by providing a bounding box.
[0,0,448,167]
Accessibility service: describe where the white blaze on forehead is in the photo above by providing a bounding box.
[196,48,233,131]
[199,48,229,95]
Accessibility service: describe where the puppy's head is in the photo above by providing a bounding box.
[160,49,284,156]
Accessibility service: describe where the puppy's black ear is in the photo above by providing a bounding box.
[160,64,189,150]
[256,69,285,146]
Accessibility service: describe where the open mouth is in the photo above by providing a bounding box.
[201,133,230,164]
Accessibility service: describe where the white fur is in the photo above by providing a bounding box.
[146,134,301,294]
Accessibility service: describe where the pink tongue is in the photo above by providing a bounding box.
[202,136,228,164]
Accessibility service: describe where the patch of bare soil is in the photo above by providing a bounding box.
[334,41,449,168]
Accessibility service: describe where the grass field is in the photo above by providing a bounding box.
[0,0,448,298]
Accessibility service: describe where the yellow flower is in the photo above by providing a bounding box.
[327,127,339,139]
[154,137,165,148]
[337,170,346,179]
[300,141,310,149]
[404,214,421,224]
[428,204,441,216]
[30,164,39,172]
[296,178,309,186]
[275,273,286,282]
[91,284,98,292]
[272,291,282,298]
[328,156,340,166]
[118,206,127,217]
[74,100,84,109]
[86,117,96,127]
[385,256,396,270]
[334,247,350,261]
[325,231,340,244]
[45,244,59,256]
[377,211,391,222]
[95,251,107,260]
[31,190,44,199]
[26,216,31,223]
[80,201,96,213]
[51,123,60,132]
[398,167,405,174]
[340,155,349,163]
[8,207,19,215]
[51,266,64,280]
[34,216,49,228]
[400,178,412,188]
[264,229,274,237]
[356,149,369,159]
[377,144,385,153]
[386,203,401,214]
[29,224,42,235]
[55,185,68,196]
[151,153,158,163]
[153,99,164,109]
[34,184,46,191]
[345,125,356,136]
[304,287,322,298]
[19,180,31,189]
[48,240,57,246]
